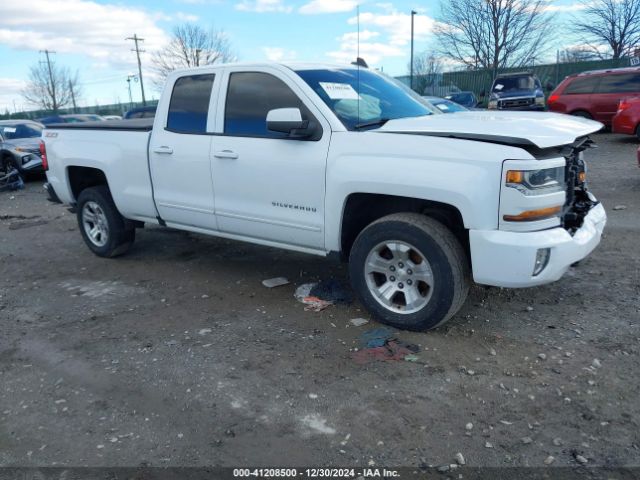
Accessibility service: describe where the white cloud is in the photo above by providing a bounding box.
[0,77,26,112]
[339,30,380,42]
[347,9,436,46]
[541,2,586,12]
[235,0,292,13]
[326,41,404,65]
[299,0,358,14]
[176,11,200,21]
[0,0,169,69]
[262,47,297,61]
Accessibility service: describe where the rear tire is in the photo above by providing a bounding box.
[76,186,135,258]
[571,110,593,120]
[349,213,470,331]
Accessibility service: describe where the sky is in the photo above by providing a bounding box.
[0,0,586,112]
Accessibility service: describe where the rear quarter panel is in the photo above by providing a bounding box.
[45,128,157,221]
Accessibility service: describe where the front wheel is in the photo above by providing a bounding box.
[76,186,135,257]
[349,213,470,331]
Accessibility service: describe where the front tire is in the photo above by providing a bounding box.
[349,213,470,331]
[76,186,135,257]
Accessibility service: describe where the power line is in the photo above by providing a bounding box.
[126,34,147,106]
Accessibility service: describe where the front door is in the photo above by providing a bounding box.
[211,68,330,250]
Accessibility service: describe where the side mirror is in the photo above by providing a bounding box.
[266,108,310,137]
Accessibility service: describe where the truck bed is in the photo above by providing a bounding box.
[44,118,153,131]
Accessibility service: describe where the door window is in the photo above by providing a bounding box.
[167,74,215,134]
[224,72,315,138]
[564,76,599,94]
[594,73,640,94]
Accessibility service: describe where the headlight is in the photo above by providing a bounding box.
[488,100,498,109]
[14,146,26,152]
[535,96,545,105]
[505,167,565,195]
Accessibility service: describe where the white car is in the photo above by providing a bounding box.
[42,62,606,330]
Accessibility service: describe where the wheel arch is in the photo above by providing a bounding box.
[339,192,469,262]
[67,166,110,202]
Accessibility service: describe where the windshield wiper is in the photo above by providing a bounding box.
[353,118,390,130]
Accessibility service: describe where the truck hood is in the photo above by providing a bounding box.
[376,111,603,149]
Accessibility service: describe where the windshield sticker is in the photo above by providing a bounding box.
[319,82,361,100]
[2,127,16,133]
[494,84,504,91]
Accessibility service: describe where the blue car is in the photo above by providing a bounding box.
[422,96,469,113]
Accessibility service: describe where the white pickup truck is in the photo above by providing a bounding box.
[43,62,606,330]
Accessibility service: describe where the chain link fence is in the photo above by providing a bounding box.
[397,57,632,104]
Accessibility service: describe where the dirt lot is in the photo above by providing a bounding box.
[0,133,638,470]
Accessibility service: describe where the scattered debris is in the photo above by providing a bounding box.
[489,348,497,356]
[198,328,212,335]
[592,358,602,368]
[309,278,353,304]
[360,328,394,348]
[525,306,534,312]
[538,353,547,360]
[521,436,533,444]
[575,454,588,465]
[544,456,555,465]
[300,414,336,435]
[485,442,493,448]
[349,318,369,327]
[465,423,473,431]
[454,452,466,465]
[612,205,627,211]
[351,340,418,364]
[404,354,420,362]
[0,168,24,193]
[294,283,333,312]
[552,437,563,446]
[262,277,290,288]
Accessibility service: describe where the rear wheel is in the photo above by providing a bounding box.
[76,186,135,257]
[571,110,593,120]
[349,213,470,331]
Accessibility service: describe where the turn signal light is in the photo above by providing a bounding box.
[505,170,524,183]
[503,206,562,222]
[578,171,586,183]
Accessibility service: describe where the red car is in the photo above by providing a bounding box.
[547,67,640,126]
[612,97,640,139]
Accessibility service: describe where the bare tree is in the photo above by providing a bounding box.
[559,46,601,63]
[22,61,80,113]
[572,0,640,59]
[434,0,553,79]
[409,53,443,94]
[152,23,235,84]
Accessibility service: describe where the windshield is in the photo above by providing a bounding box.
[295,68,437,130]
[0,123,43,140]
[492,76,539,92]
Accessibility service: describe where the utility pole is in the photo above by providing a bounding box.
[410,10,417,91]
[126,76,134,108]
[69,79,77,113]
[126,34,146,106]
[40,49,58,113]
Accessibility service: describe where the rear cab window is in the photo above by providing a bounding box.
[167,74,216,134]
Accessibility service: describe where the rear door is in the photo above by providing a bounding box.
[557,75,599,115]
[591,73,640,124]
[149,72,220,229]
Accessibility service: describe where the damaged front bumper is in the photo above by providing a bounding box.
[469,195,606,288]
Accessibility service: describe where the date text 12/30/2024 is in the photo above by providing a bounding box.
[233,468,401,478]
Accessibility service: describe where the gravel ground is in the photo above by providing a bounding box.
[0,133,638,470]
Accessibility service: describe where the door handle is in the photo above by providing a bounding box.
[153,146,173,154]
[214,150,239,160]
